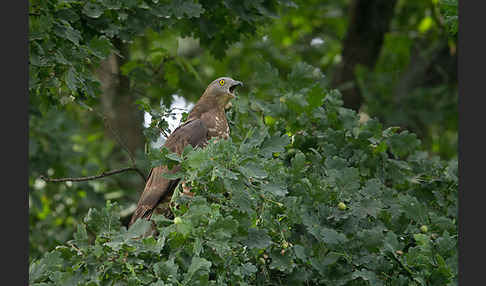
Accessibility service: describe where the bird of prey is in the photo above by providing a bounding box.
[129,77,243,227]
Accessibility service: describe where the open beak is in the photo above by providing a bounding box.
[229,81,243,96]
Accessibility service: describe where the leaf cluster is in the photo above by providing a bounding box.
[30,62,457,285]
[29,0,287,110]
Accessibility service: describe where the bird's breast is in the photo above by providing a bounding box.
[205,114,230,140]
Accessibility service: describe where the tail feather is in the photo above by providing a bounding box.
[128,205,153,227]
[128,118,208,228]
[128,166,181,228]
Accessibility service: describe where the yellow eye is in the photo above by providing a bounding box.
[219,79,225,86]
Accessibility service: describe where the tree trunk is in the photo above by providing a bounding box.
[331,0,398,111]
[96,41,145,163]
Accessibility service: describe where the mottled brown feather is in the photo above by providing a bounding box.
[128,119,208,226]
[129,77,241,227]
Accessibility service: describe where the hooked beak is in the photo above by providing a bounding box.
[229,81,243,96]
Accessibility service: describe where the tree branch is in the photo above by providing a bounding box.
[41,167,146,183]
[79,102,139,167]
[102,113,138,167]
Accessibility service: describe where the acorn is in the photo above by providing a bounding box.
[338,202,347,210]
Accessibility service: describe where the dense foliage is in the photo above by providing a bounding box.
[29,0,287,260]
[29,0,458,285]
[29,0,285,108]
[30,64,457,285]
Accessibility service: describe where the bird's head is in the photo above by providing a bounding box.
[202,77,243,107]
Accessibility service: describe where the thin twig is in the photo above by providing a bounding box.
[390,252,415,277]
[41,167,146,183]
[81,102,138,167]
[101,114,137,167]
[158,127,170,139]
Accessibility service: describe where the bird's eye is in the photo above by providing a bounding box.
[219,79,225,86]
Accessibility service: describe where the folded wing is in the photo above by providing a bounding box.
[129,119,208,226]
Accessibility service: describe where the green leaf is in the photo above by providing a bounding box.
[121,60,143,76]
[88,36,113,59]
[358,227,384,251]
[154,258,179,281]
[72,224,89,249]
[102,0,122,10]
[171,0,205,18]
[148,47,169,67]
[261,133,290,157]
[439,0,458,36]
[352,269,380,284]
[83,2,104,18]
[238,162,268,179]
[413,233,431,252]
[230,183,254,213]
[193,237,203,256]
[245,228,272,249]
[166,152,182,162]
[386,131,421,158]
[383,232,401,253]
[388,159,411,171]
[362,179,384,197]
[29,251,64,284]
[50,270,84,285]
[186,149,210,169]
[53,51,70,65]
[288,62,322,89]
[325,155,348,170]
[353,198,383,219]
[124,218,153,239]
[436,231,456,257]
[163,61,179,88]
[320,227,347,245]
[291,151,306,172]
[293,245,307,261]
[29,259,47,284]
[53,20,82,46]
[285,92,309,113]
[150,280,166,286]
[400,196,428,224]
[83,202,122,234]
[306,85,327,109]
[175,217,193,236]
[184,256,212,283]
[65,67,80,92]
[262,183,288,196]
[161,171,184,179]
[321,252,341,266]
[269,249,294,271]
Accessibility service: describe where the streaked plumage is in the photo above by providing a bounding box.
[129,77,243,227]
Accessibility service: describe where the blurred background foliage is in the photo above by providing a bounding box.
[29,0,457,263]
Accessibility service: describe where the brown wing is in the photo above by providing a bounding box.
[129,119,208,226]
